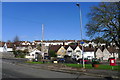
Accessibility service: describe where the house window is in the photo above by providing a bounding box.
[76,50,80,52]
[32,54,34,56]
[68,51,72,52]
[61,49,64,53]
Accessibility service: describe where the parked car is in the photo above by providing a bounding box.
[33,58,38,62]
[57,58,65,63]
[78,58,91,64]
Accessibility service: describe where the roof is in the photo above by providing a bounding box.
[48,45,62,53]
[69,45,78,50]
[34,40,90,43]
[48,45,95,52]
[107,47,118,53]
[84,47,94,52]
[0,42,13,48]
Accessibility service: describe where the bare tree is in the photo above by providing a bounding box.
[86,2,120,57]
[13,35,20,43]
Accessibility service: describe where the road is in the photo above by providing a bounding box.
[1,59,103,79]
[1,58,116,80]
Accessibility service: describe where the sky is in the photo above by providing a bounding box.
[2,2,99,42]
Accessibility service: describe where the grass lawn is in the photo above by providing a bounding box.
[65,64,120,71]
[25,61,44,64]
[25,61,51,64]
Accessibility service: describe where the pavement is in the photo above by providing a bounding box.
[2,59,102,79]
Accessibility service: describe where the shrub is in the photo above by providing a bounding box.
[92,61,100,64]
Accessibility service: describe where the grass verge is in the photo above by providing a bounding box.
[25,61,51,64]
[65,64,120,71]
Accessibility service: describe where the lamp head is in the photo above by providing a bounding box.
[76,3,80,7]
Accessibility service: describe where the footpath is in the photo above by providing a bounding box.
[16,62,119,79]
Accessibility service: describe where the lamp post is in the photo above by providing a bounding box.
[76,3,85,69]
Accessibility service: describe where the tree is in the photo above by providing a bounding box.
[92,37,109,44]
[36,44,42,51]
[68,42,77,45]
[7,40,13,48]
[49,50,57,57]
[86,2,120,57]
[7,40,11,43]
[13,36,20,43]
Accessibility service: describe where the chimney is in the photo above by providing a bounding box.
[63,41,65,46]
[77,41,80,46]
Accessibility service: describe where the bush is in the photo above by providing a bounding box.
[92,61,100,64]
[13,50,26,58]
[49,50,57,57]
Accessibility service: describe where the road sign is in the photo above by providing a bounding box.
[80,42,84,44]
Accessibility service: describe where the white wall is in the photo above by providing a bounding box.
[83,52,95,59]
[96,48,103,59]
[0,47,3,52]
[7,48,13,52]
[103,48,111,60]
[0,47,13,52]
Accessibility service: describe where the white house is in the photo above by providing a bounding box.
[66,46,73,56]
[72,46,82,60]
[107,47,119,59]
[0,43,13,52]
[102,48,111,60]
[25,49,43,59]
[83,47,95,59]
[95,48,103,60]
[95,47,119,60]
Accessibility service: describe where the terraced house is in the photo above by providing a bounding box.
[48,45,95,60]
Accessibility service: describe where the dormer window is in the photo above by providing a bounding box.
[68,50,72,52]
[76,50,80,52]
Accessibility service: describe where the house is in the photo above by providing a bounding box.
[95,48,103,60]
[25,49,43,59]
[20,41,31,46]
[66,46,74,56]
[34,40,79,46]
[48,45,95,60]
[15,44,36,52]
[95,46,119,60]
[0,42,13,52]
[56,46,66,58]
[107,47,119,59]
[102,48,111,60]
[83,47,95,59]
[72,45,82,60]
[48,45,61,57]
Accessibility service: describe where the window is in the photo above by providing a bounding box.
[61,49,64,53]
[76,50,80,52]
[68,51,72,52]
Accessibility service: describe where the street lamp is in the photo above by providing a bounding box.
[76,3,85,68]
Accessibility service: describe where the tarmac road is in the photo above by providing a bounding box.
[1,58,119,80]
[1,59,101,79]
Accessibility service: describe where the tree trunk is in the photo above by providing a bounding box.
[118,48,120,59]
